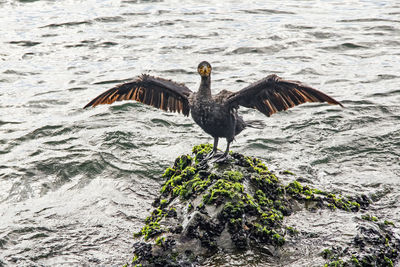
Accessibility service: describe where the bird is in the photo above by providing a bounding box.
[83,61,343,162]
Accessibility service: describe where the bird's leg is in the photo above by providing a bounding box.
[211,137,219,157]
[201,137,218,163]
[213,140,231,163]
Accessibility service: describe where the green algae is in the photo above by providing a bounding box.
[322,214,399,267]
[192,143,213,164]
[385,256,394,267]
[285,181,362,212]
[131,144,398,267]
[286,226,299,236]
[223,170,244,182]
[155,236,165,246]
[136,144,366,244]
[132,254,138,264]
[123,255,142,267]
[361,214,378,222]
[135,145,295,251]
[203,179,244,204]
[222,201,244,218]
[351,255,360,266]
[384,220,395,226]
[187,202,194,212]
[286,180,303,195]
[282,170,295,175]
[135,221,161,241]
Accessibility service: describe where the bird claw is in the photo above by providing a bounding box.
[204,151,215,160]
[198,150,229,165]
[211,153,229,164]
[198,151,215,166]
[198,157,210,167]
[197,160,209,169]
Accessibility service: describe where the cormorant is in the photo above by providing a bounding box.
[84,61,343,161]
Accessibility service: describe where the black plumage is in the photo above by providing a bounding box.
[84,61,343,161]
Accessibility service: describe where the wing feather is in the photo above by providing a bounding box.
[83,74,193,116]
[226,74,343,116]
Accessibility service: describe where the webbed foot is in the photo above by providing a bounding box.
[211,152,229,164]
[198,150,215,167]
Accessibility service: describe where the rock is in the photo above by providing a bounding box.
[322,218,400,266]
[124,144,399,267]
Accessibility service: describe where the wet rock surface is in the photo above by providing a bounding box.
[322,216,400,267]
[125,145,400,267]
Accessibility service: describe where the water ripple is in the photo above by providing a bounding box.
[94,16,125,23]
[338,18,400,23]
[227,45,285,55]
[240,8,295,15]
[40,21,92,28]
[8,41,41,47]
[321,42,369,51]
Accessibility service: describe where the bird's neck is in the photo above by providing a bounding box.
[198,76,212,99]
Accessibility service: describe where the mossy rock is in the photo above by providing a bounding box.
[321,216,399,267]
[125,144,399,267]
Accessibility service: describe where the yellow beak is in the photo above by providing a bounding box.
[199,65,211,76]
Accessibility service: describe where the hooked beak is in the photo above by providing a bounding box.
[198,65,211,77]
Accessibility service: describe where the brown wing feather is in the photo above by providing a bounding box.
[226,74,343,117]
[83,74,193,116]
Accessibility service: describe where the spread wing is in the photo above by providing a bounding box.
[83,74,193,116]
[226,74,343,116]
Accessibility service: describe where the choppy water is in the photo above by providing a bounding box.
[1,0,399,266]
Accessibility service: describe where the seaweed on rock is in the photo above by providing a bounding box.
[125,144,399,267]
[322,216,399,267]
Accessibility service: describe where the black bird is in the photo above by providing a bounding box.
[84,61,343,161]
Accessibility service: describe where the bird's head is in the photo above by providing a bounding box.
[197,61,212,77]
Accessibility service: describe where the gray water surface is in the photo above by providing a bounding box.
[1,0,399,266]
